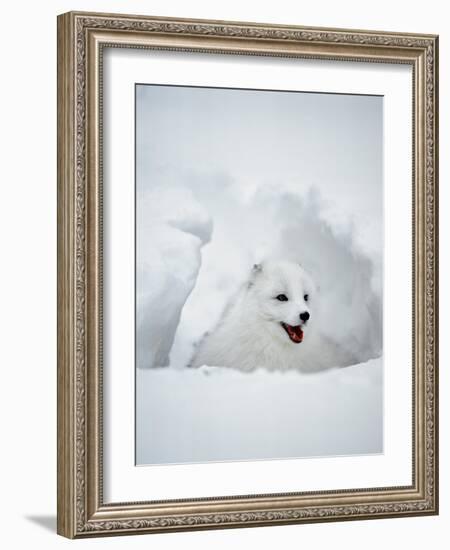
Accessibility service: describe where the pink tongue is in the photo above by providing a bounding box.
[288,325,303,343]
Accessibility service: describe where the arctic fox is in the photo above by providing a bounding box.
[191,260,345,372]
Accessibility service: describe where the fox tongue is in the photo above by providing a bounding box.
[287,324,303,343]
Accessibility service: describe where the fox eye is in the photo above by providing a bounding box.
[276,294,288,302]
[304,294,309,302]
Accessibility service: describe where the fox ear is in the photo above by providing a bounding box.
[248,263,263,288]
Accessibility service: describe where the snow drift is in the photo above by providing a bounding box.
[135,183,384,463]
[135,84,383,465]
[138,182,382,371]
[136,186,212,369]
[137,357,383,465]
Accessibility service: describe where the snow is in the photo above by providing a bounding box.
[135,85,384,464]
[136,186,212,369]
[136,357,383,465]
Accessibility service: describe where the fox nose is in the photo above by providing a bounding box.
[300,311,310,322]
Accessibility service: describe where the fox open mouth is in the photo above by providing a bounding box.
[281,322,304,344]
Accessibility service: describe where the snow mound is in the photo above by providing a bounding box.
[136,186,212,369]
[170,187,382,370]
[136,357,383,465]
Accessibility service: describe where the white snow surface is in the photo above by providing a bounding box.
[135,86,384,464]
[136,357,383,465]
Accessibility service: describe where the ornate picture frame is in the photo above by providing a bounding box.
[57,11,438,538]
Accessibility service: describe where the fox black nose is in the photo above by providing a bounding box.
[300,311,310,322]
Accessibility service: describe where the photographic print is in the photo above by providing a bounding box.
[135,83,383,465]
[58,12,438,537]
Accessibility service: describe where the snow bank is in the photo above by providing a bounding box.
[136,357,383,465]
[136,186,212,369]
[170,186,382,370]
[135,86,384,465]
[137,184,382,370]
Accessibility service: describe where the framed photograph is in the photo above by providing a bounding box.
[57,11,439,538]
